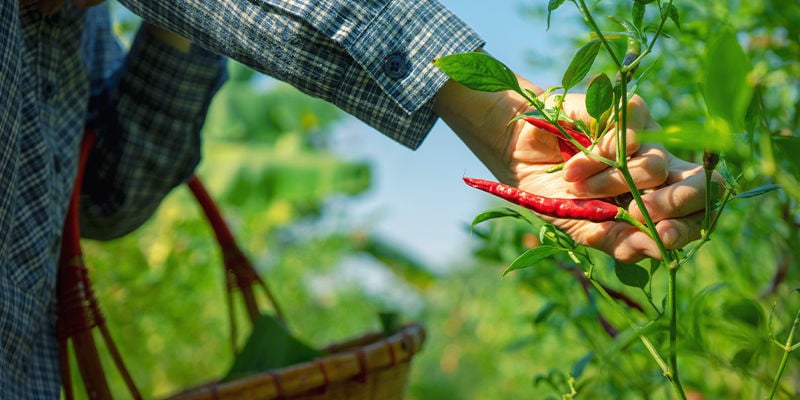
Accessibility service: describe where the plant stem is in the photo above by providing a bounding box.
[667,265,687,400]
[585,274,670,375]
[767,306,800,400]
[575,0,622,70]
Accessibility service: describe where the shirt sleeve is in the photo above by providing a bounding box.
[117,0,485,149]
[80,14,227,240]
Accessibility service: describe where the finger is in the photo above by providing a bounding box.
[628,172,714,222]
[655,213,704,250]
[567,144,668,197]
[606,214,704,262]
[625,95,660,131]
[566,220,662,263]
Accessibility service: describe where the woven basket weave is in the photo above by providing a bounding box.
[167,323,426,400]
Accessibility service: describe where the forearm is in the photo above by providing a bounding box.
[81,23,226,239]
[117,0,484,149]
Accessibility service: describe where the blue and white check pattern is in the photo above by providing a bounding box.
[1,0,482,398]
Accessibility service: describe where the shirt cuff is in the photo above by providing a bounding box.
[340,0,484,148]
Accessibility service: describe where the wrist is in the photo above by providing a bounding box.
[433,76,542,183]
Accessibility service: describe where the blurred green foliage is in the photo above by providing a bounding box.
[72,2,800,399]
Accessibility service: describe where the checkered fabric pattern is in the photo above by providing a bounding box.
[1,3,225,398]
[0,0,482,398]
[121,0,485,149]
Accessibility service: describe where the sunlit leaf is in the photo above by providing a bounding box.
[546,0,567,30]
[586,73,613,120]
[744,85,764,135]
[503,245,566,276]
[704,26,752,130]
[638,121,734,152]
[470,207,527,231]
[663,3,681,31]
[562,40,601,90]
[614,260,649,289]
[434,52,521,93]
[632,2,645,30]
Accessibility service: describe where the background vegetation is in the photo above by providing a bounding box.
[73,1,799,398]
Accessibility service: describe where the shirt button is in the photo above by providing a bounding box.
[383,53,410,80]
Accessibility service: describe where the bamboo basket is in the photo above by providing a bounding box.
[166,324,426,400]
[57,139,426,399]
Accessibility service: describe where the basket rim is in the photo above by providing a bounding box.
[165,322,426,400]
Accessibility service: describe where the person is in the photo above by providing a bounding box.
[3,0,712,398]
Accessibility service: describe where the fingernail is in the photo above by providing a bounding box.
[661,227,680,248]
[562,162,584,182]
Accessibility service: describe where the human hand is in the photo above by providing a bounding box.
[19,0,103,15]
[435,78,718,263]
[512,93,718,262]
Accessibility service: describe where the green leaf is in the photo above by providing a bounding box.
[614,260,649,289]
[546,0,566,30]
[704,26,753,130]
[434,52,521,93]
[638,121,734,152]
[562,40,602,90]
[632,2,645,30]
[662,3,681,31]
[744,85,764,135]
[731,348,757,370]
[503,245,566,276]
[223,314,324,382]
[571,352,594,379]
[723,298,764,328]
[586,73,613,120]
[773,136,800,177]
[470,207,527,231]
[734,184,781,200]
[533,301,560,325]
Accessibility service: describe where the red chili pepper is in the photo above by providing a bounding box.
[523,117,592,162]
[463,177,620,222]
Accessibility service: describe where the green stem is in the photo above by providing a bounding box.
[585,274,670,375]
[620,0,675,75]
[667,266,687,400]
[575,0,623,70]
[767,306,800,400]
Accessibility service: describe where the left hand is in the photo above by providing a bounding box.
[434,76,717,263]
[20,0,104,15]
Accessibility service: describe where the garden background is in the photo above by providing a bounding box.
[75,1,800,398]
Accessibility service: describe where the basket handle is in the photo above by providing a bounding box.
[186,175,287,350]
[57,129,142,400]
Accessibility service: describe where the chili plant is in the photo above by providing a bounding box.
[435,1,795,398]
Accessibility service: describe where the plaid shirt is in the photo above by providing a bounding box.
[1,0,481,398]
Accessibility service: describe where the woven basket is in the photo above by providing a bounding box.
[166,323,426,400]
[56,155,427,399]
